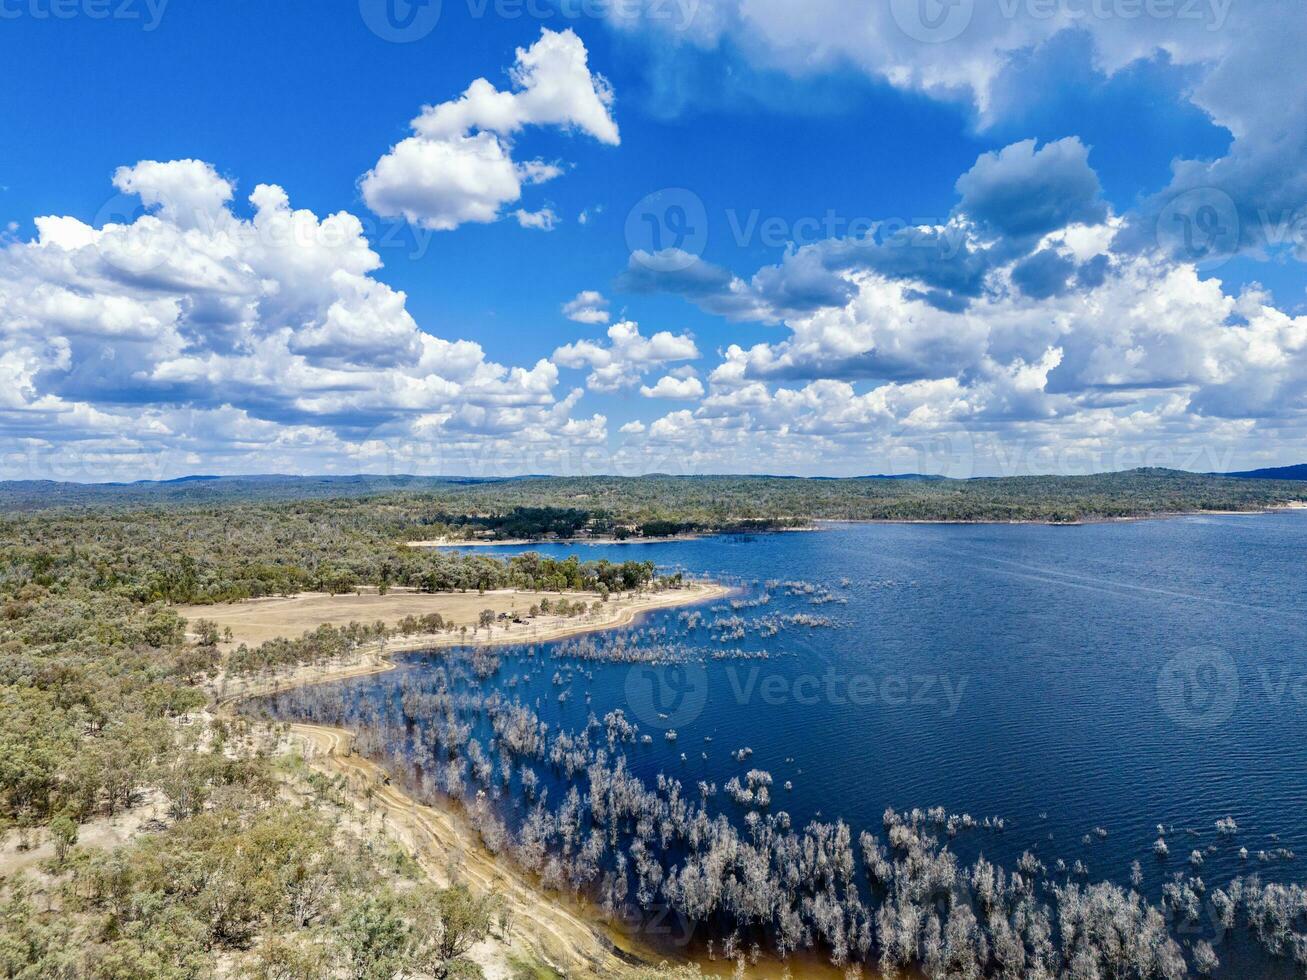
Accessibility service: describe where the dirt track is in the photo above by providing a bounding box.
[290,720,655,977]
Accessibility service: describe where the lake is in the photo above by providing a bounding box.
[253,514,1307,974]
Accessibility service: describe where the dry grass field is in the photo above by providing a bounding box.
[176,588,598,649]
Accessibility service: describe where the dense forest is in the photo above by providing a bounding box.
[404,470,1307,527]
[0,500,694,978]
[3,468,1306,534]
[0,502,664,604]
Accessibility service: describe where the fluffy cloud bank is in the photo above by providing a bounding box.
[0,160,607,480]
[552,320,699,392]
[621,137,1107,319]
[598,4,1307,473]
[6,16,1306,480]
[615,139,1307,476]
[361,28,618,231]
[5,147,1303,481]
[609,0,1307,267]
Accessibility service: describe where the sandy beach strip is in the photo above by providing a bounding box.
[404,535,707,548]
[404,525,818,549]
[203,582,737,689]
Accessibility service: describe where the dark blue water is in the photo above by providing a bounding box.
[420,517,1306,891]
[259,514,1307,968]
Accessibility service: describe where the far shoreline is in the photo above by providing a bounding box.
[406,501,1307,547]
[816,501,1307,528]
[405,526,816,548]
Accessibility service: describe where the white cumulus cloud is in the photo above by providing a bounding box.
[0,160,608,480]
[641,374,705,399]
[513,206,559,231]
[561,290,611,324]
[360,28,618,232]
[552,320,699,392]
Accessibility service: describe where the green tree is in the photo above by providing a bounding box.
[49,812,77,866]
[250,934,332,980]
[409,884,495,979]
[336,890,411,980]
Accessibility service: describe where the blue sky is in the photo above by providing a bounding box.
[1,0,1305,479]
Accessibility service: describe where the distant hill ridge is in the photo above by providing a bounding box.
[1221,464,1307,481]
[2,465,1306,496]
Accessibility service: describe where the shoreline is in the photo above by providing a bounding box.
[405,526,819,548]
[210,581,734,978]
[273,721,665,978]
[406,535,705,548]
[404,502,1307,547]
[811,502,1307,528]
[207,580,732,697]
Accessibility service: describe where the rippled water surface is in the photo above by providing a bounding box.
[274,514,1307,906]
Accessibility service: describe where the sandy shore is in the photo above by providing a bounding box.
[181,582,729,654]
[405,534,709,548]
[210,581,731,977]
[405,537,537,547]
[406,526,818,549]
[209,581,730,699]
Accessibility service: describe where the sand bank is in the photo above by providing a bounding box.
[405,526,818,549]
[405,535,707,548]
[180,582,729,653]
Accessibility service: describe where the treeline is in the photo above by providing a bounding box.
[5,468,1306,529]
[432,505,594,539]
[428,505,793,541]
[413,470,1305,525]
[224,621,390,677]
[0,502,660,604]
